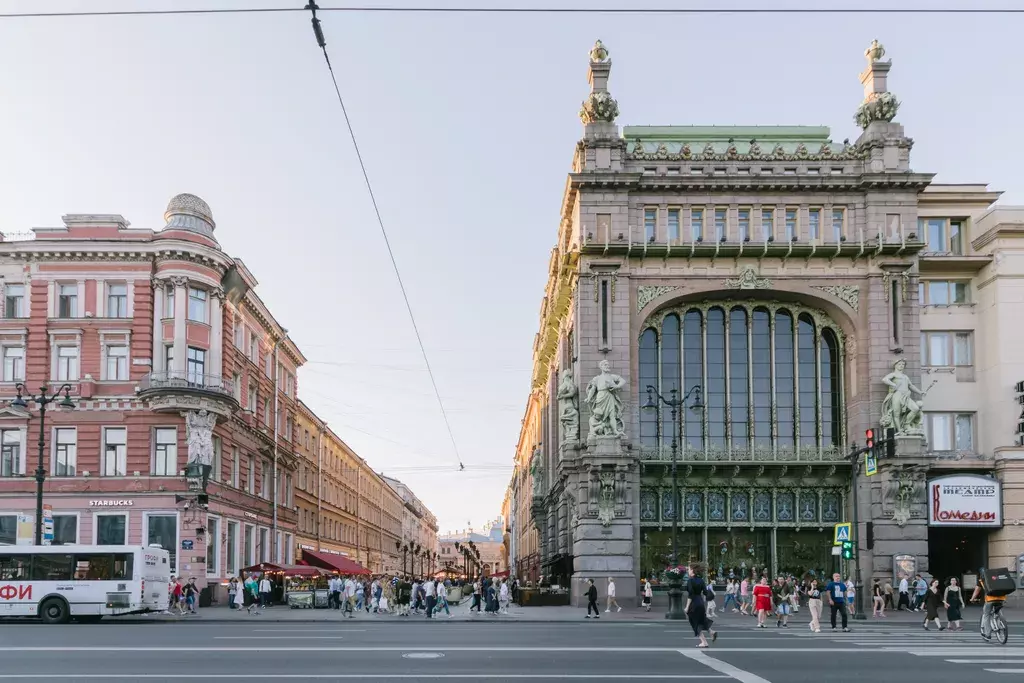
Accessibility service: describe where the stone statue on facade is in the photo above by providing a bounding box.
[530,448,544,499]
[597,471,616,527]
[585,360,626,438]
[589,39,609,62]
[185,409,217,466]
[557,368,580,443]
[880,359,927,436]
[865,39,886,63]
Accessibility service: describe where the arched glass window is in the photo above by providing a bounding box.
[640,302,844,461]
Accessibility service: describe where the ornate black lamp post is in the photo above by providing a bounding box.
[642,384,703,620]
[11,384,75,546]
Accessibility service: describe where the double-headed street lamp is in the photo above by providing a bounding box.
[11,384,76,546]
[642,384,703,621]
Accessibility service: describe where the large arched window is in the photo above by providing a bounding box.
[639,301,845,461]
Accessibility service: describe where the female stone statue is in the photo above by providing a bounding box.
[585,360,626,437]
[557,369,579,443]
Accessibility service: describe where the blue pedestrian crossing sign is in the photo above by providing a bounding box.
[865,453,878,477]
[833,522,852,545]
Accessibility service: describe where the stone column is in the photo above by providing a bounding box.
[171,276,188,376]
[151,279,164,375]
[210,287,224,381]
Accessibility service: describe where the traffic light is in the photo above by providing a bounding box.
[885,427,896,459]
[841,541,854,560]
[865,428,875,452]
[1017,381,1024,446]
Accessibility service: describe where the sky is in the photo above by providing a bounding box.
[1,0,1023,534]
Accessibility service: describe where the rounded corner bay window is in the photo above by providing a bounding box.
[639,302,844,461]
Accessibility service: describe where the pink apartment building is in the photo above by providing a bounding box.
[0,193,304,602]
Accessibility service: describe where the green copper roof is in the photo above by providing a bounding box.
[622,126,832,142]
[621,126,847,159]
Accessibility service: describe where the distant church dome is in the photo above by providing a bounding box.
[162,193,216,239]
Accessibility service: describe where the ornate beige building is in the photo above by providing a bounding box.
[507,40,1024,603]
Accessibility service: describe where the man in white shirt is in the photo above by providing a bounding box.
[327,577,339,610]
[424,576,437,618]
[898,575,910,611]
[606,577,621,613]
[343,576,357,618]
[258,576,272,609]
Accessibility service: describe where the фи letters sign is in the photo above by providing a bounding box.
[927,474,1002,527]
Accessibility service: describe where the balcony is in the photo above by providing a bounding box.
[138,372,239,417]
[638,444,847,464]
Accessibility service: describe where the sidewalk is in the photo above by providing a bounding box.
[111,600,1021,625]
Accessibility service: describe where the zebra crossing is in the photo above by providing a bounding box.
[776,623,1024,676]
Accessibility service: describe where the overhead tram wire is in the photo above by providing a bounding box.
[303,1,466,472]
[2,6,1023,18]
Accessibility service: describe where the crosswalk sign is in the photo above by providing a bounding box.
[865,453,878,477]
[833,522,851,545]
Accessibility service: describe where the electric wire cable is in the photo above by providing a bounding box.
[303,1,465,471]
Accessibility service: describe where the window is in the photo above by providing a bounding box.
[261,459,271,499]
[667,209,680,242]
[3,345,24,382]
[808,209,821,241]
[226,521,239,577]
[102,427,127,477]
[107,283,128,318]
[146,514,178,573]
[785,209,797,240]
[761,209,774,241]
[232,373,241,402]
[919,280,970,306]
[249,332,259,363]
[210,436,221,482]
[644,208,657,242]
[32,553,74,581]
[738,209,750,242]
[275,530,282,563]
[186,347,206,384]
[714,209,727,241]
[187,287,207,323]
[4,284,25,319]
[831,208,845,242]
[285,473,293,507]
[58,284,78,318]
[0,515,16,545]
[1,429,21,477]
[230,446,239,488]
[105,345,128,381]
[921,331,973,368]
[53,428,77,477]
[263,395,271,427]
[95,513,127,544]
[920,217,964,254]
[259,528,269,562]
[57,346,79,382]
[285,534,293,564]
[244,524,255,566]
[165,285,175,316]
[285,416,293,442]
[234,320,244,349]
[247,384,257,413]
[691,209,704,241]
[165,345,174,375]
[925,413,974,452]
[154,427,177,476]
[53,515,77,544]
[247,455,255,493]
[206,516,220,576]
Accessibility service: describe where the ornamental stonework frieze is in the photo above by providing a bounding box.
[723,268,771,290]
[812,285,860,313]
[636,285,681,313]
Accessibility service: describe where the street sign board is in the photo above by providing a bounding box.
[42,504,53,546]
[833,522,851,545]
[865,453,878,477]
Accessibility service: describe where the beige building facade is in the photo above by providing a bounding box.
[507,40,1024,603]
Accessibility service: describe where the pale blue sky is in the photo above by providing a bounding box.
[1,0,1022,533]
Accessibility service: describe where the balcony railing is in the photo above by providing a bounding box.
[139,372,235,398]
[638,444,847,463]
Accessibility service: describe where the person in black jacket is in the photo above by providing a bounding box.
[585,579,600,619]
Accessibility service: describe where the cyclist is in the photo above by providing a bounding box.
[970,575,1006,640]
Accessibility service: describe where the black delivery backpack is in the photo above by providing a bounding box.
[981,567,1017,598]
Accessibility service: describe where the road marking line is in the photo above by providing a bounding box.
[250,629,366,633]
[946,660,1024,664]
[677,649,771,683]
[0,676,729,680]
[900,649,1024,656]
[215,637,349,640]
[0,647,873,653]
[983,670,1024,674]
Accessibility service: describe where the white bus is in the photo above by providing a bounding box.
[0,544,171,623]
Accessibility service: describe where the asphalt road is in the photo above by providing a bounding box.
[0,612,1021,682]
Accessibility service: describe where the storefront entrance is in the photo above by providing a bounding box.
[928,526,988,585]
[776,529,834,580]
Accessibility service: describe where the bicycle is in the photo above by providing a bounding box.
[976,600,1008,645]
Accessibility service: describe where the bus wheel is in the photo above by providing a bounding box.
[76,615,103,624]
[39,598,70,624]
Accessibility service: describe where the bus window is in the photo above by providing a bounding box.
[31,554,74,581]
[0,555,31,581]
[75,555,114,580]
[113,553,133,580]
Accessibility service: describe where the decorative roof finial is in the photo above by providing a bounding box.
[865,39,886,63]
[589,39,609,63]
[580,39,618,125]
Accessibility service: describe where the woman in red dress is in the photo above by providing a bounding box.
[752,576,772,628]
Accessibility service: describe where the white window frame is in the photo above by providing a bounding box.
[210,436,221,482]
[285,533,293,565]
[52,511,81,545]
[643,207,657,242]
[143,511,180,574]
[4,283,27,319]
[247,384,257,413]
[808,207,822,241]
[186,346,206,384]
[275,530,283,564]
[101,426,127,477]
[104,344,129,381]
[226,520,240,578]
[260,459,270,499]
[2,344,25,382]
[233,319,244,349]
[925,412,975,453]
[921,331,973,368]
[246,455,255,494]
[106,282,129,318]
[230,446,240,488]
[57,283,78,318]
[920,217,965,255]
[243,523,256,566]
[187,287,208,323]
[56,345,80,382]
[258,526,270,563]
[920,280,971,306]
[93,511,129,545]
[831,207,846,242]
[153,427,178,476]
[0,427,26,477]
[165,285,175,317]
[206,514,221,578]
[52,427,77,477]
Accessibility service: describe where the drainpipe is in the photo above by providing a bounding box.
[271,330,287,564]
[317,423,325,550]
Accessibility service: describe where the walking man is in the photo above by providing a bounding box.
[605,577,621,613]
[586,578,600,619]
[825,572,849,632]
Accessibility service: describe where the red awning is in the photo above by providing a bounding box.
[301,549,370,576]
[241,562,284,574]
[280,565,324,578]
[491,570,510,579]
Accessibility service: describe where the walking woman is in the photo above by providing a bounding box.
[684,564,717,648]
[806,579,823,633]
[923,578,945,631]
[642,579,653,612]
[872,579,885,618]
[752,576,772,629]
[943,577,963,631]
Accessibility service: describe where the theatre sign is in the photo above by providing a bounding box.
[927,474,1003,527]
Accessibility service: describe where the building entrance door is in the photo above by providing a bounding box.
[927,526,988,586]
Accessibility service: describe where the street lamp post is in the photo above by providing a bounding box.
[642,384,703,621]
[11,384,76,546]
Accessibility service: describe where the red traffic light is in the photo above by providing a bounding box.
[865,428,875,449]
